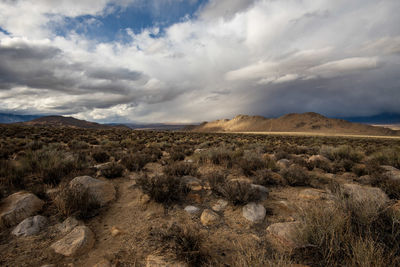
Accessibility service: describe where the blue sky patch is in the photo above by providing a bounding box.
[52,0,208,43]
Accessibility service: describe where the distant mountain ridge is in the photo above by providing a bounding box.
[19,115,128,129]
[190,112,400,136]
[0,113,41,123]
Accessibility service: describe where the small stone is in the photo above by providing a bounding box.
[242,203,266,223]
[0,191,44,228]
[51,226,95,257]
[12,215,47,237]
[93,259,112,267]
[184,205,200,214]
[56,217,80,234]
[200,209,220,226]
[212,199,228,212]
[277,159,290,169]
[111,226,123,237]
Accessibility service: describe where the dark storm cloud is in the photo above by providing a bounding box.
[0,39,145,95]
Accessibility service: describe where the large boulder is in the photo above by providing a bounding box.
[0,191,44,228]
[266,221,302,250]
[51,226,95,257]
[69,176,116,206]
[200,209,220,226]
[12,215,47,237]
[242,203,266,223]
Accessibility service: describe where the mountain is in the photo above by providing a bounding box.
[190,112,400,136]
[19,115,128,129]
[0,113,41,123]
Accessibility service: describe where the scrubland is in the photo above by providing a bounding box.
[0,125,400,266]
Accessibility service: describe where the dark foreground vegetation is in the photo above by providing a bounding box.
[0,124,400,266]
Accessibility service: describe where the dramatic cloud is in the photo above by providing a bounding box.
[0,0,399,122]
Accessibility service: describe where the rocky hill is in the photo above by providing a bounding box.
[19,116,128,129]
[190,112,400,136]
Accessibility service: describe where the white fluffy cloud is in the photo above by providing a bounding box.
[0,0,400,122]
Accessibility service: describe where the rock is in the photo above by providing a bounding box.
[69,176,116,206]
[200,209,220,226]
[381,165,400,181]
[212,199,228,212]
[51,226,95,257]
[250,184,269,200]
[182,176,202,191]
[277,159,290,169]
[0,191,44,228]
[56,217,80,234]
[184,159,194,163]
[41,265,56,267]
[93,259,112,267]
[93,162,113,170]
[111,226,123,237]
[298,188,331,201]
[12,215,47,237]
[266,221,301,250]
[184,205,200,214]
[242,203,266,223]
[146,255,187,267]
[342,183,389,208]
[308,155,330,163]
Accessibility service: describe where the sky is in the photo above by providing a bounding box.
[0,0,399,123]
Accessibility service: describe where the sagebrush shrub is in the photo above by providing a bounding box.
[101,162,124,178]
[163,162,198,177]
[136,174,189,205]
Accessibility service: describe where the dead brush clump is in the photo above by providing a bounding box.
[101,162,124,179]
[92,150,110,163]
[136,174,189,206]
[238,154,268,176]
[281,165,311,186]
[253,169,285,186]
[369,173,400,200]
[205,172,262,205]
[232,239,294,267]
[194,147,241,168]
[53,183,100,219]
[163,162,198,177]
[149,222,210,266]
[295,187,400,266]
[121,153,152,171]
[370,147,400,169]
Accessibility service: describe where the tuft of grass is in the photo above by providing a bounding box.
[281,165,311,186]
[150,222,210,266]
[92,150,110,163]
[121,153,152,172]
[163,162,198,177]
[136,174,189,206]
[53,183,100,219]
